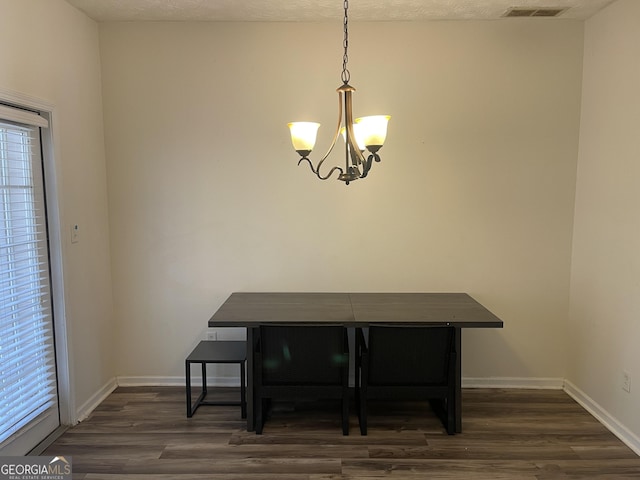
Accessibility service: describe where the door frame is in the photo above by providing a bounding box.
[0,87,75,431]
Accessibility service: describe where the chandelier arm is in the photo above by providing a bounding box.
[360,154,374,178]
[295,90,347,181]
[297,156,344,180]
[317,164,345,180]
[305,86,345,181]
[295,89,347,181]
[346,123,364,168]
[343,88,366,176]
[317,88,345,167]
[297,156,319,175]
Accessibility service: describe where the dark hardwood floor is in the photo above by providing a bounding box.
[43,387,640,479]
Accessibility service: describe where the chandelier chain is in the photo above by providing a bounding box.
[341,0,350,84]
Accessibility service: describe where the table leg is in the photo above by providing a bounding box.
[455,326,462,433]
[246,327,256,431]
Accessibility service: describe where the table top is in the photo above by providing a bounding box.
[208,292,504,328]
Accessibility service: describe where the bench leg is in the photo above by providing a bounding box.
[187,361,208,418]
[201,362,207,396]
[186,361,192,418]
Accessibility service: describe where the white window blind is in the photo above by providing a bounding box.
[0,108,58,451]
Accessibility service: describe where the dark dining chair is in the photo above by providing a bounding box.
[355,325,456,435]
[254,325,350,435]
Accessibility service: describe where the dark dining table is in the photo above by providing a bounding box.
[208,292,504,433]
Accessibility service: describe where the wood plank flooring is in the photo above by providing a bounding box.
[43,387,640,479]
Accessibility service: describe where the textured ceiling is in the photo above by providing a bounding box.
[64,0,616,22]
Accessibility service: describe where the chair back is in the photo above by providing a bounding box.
[367,326,455,386]
[259,325,348,386]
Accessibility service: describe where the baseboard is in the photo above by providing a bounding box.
[116,375,242,387]
[117,375,563,389]
[563,380,640,457]
[75,377,118,423]
[463,376,564,389]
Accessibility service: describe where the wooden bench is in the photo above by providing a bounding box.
[185,340,246,418]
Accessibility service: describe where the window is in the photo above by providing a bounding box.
[0,104,59,455]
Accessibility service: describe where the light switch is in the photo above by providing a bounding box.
[71,224,79,244]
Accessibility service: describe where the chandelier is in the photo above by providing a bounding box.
[287,0,390,185]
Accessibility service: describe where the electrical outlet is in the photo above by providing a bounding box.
[622,370,631,393]
[206,330,217,341]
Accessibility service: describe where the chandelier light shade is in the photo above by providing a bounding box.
[355,115,391,148]
[288,122,321,153]
[287,0,390,185]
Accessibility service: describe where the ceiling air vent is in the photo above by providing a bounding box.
[504,7,567,17]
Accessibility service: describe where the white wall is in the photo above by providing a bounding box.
[569,0,640,444]
[0,0,115,418]
[99,20,583,383]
